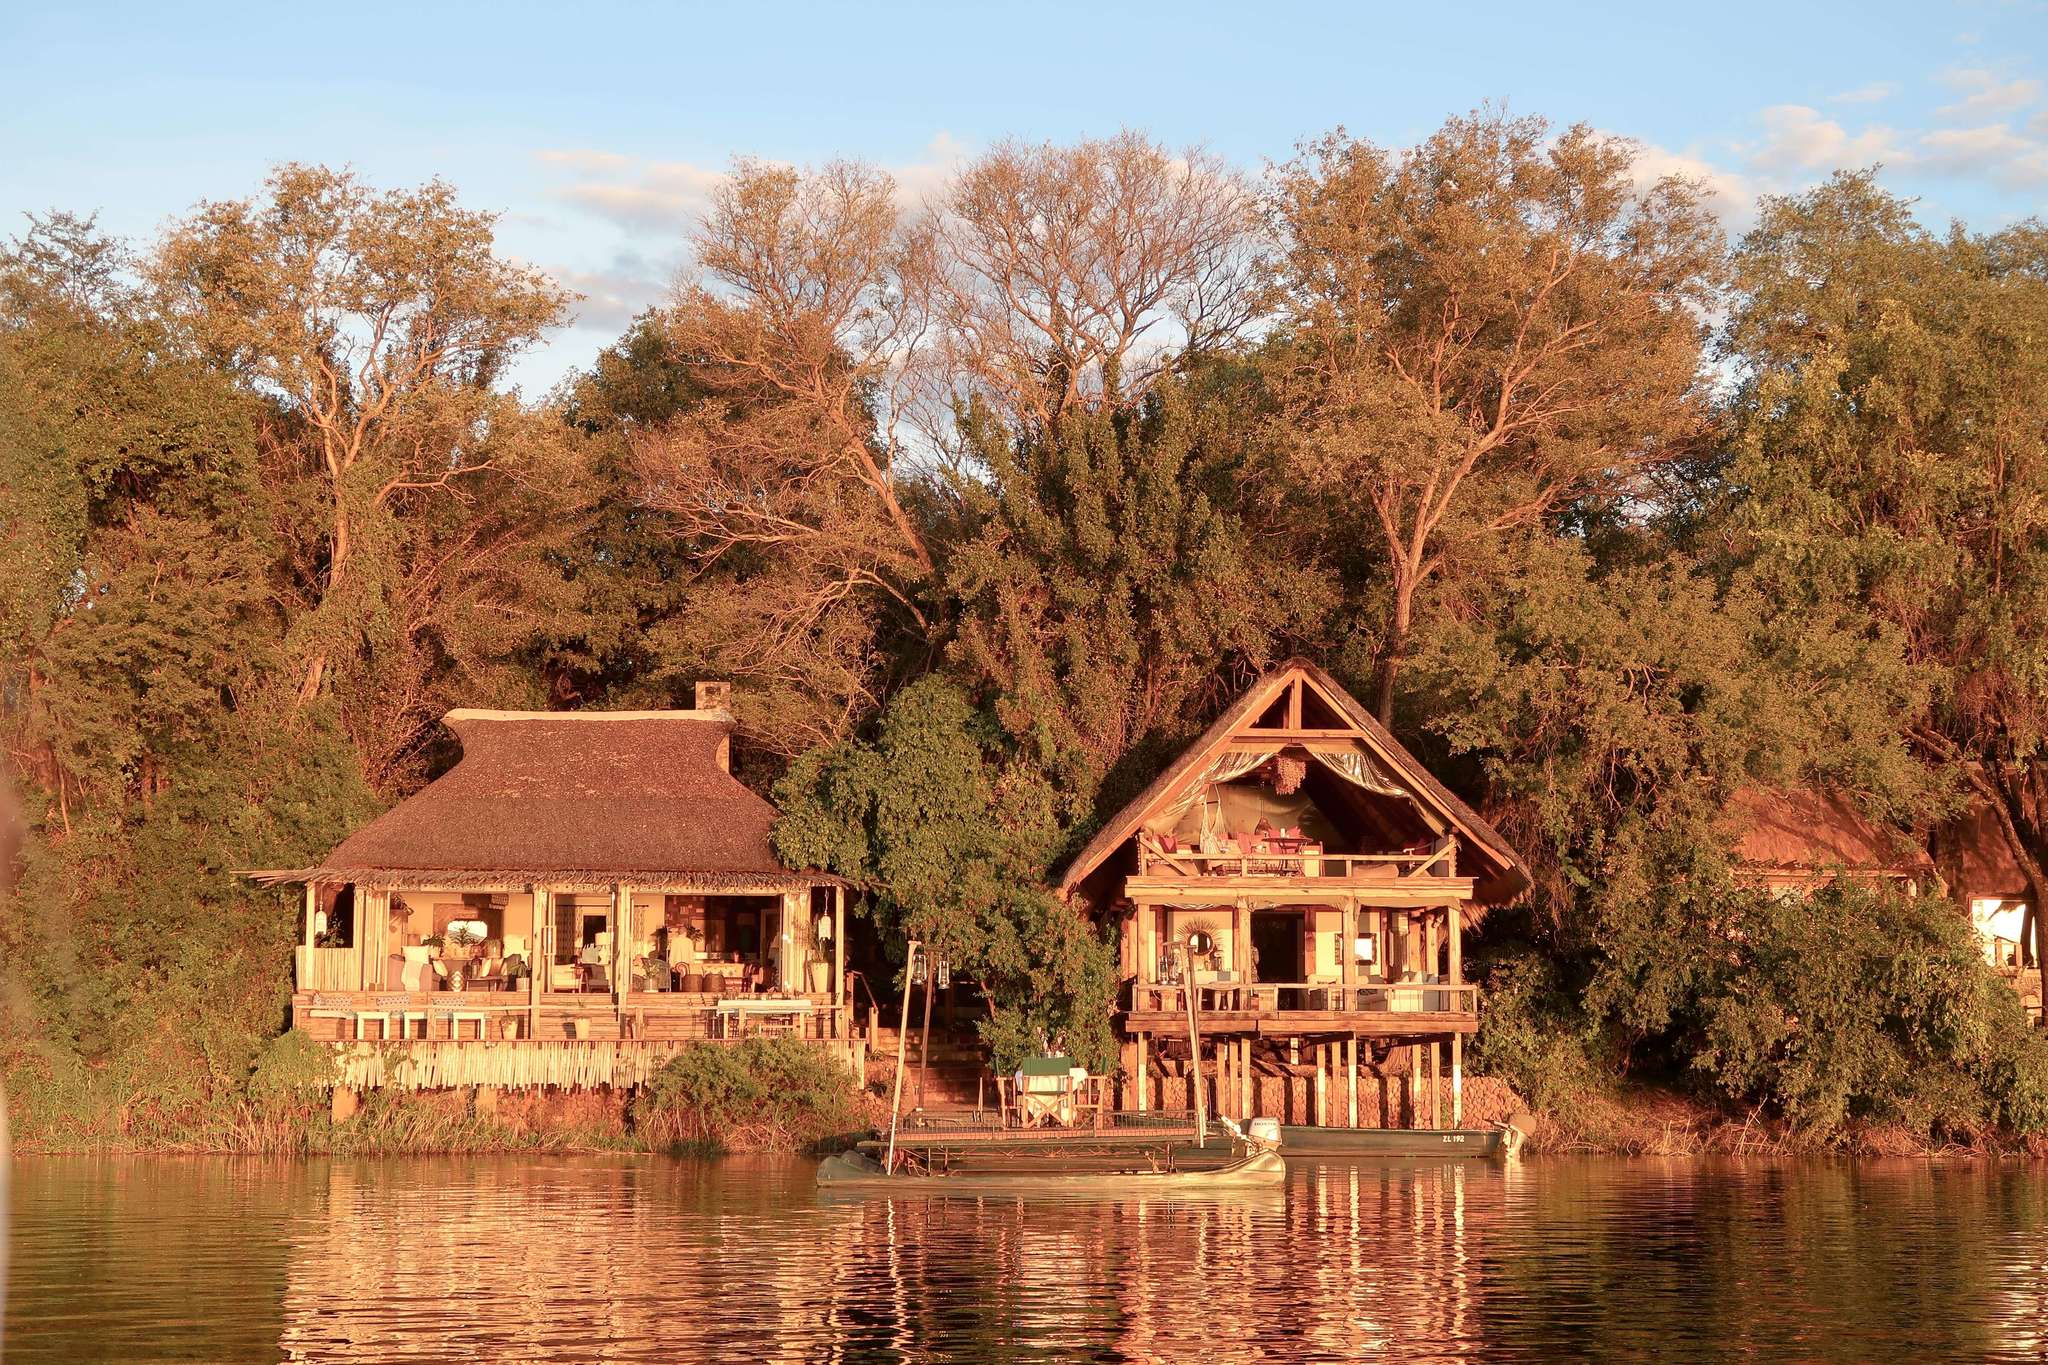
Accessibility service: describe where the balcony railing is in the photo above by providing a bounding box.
[1130,980,1478,1015]
[1135,840,1453,881]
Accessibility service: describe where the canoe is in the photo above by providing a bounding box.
[816,1146,1286,1192]
[1275,1125,1507,1159]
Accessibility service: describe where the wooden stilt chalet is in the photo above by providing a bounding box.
[245,684,857,1094]
[1057,660,1529,1133]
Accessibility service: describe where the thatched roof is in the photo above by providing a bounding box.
[1724,787,1931,877]
[253,708,833,891]
[1056,659,1529,907]
[1942,804,2029,896]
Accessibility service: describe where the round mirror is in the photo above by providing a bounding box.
[1186,927,1215,957]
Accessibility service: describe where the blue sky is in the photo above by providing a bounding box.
[6,0,2046,392]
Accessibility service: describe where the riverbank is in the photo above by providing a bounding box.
[12,1076,2045,1160]
[1515,1081,2048,1160]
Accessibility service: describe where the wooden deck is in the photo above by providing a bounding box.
[1123,1008,1477,1038]
[292,989,846,1044]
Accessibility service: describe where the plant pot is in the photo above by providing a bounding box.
[807,960,830,993]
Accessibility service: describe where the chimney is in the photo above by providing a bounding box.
[694,680,732,713]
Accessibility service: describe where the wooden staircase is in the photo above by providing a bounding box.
[867,1025,991,1113]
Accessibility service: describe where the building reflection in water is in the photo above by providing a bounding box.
[256,1152,2048,1362]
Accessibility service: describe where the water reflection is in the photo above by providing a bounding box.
[9,1153,2048,1362]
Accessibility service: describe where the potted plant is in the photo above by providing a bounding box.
[432,925,486,991]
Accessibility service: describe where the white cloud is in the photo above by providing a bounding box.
[1916,123,2048,188]
[1829,82,1899,105]
[1617,136,1763,230]
[535,148,633,173]
[546,252,682,335]
[534,134,972,238]
[1937,68,2044,120]
[1746,105,1904,175]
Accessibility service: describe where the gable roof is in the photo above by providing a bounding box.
[264,709,832,891]
[1724,787,1932,879]
[1056,659,1529,906]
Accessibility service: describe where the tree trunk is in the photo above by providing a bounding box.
[1373,572,1418,727]
[293,496,349,708]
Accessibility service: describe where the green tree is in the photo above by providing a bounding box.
[947,367,1332,820]
[1726,172,2048,1016]
[774,677,1119,1071]
[1265,110,1724,722]
[153,165,582,786]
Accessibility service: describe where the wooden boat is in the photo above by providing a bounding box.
[1276,1125,1509,1159]
[822,938,1285,1194]
[816,1145,1285,1192]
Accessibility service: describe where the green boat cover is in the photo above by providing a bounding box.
[1016,1056,1076,1077]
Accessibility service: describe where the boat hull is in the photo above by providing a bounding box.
[1275,1126,1506,1159]
[817,1147,1286,1192]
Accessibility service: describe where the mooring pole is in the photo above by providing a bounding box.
[1182,945,1206,1147]
[884,940,920,1173]
[916,950,936,1111]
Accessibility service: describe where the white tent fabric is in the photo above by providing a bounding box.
[1309,746,1410,799]
[1141,748,1277,837]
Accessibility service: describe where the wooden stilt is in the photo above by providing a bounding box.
[1136,1033,1149,1112]
[1409,1043,1422,1129]
[1347,1036,1359,1128]
[1451,1033,1464,1127]
[1242,1039,1253,1118]
[1429,1039,1443,1129]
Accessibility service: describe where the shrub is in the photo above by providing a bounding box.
[634,1039,865,1153]
[1690,882,2048,1144]
[246,1029,338,1109]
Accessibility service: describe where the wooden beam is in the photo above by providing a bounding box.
[1286,678,1303,729]
[833,885,847,1038]
[1448,904,1463,987]
[1429,1040,1443,1129]
[1451,1033,1464,1127]
[1234,899,1251,983]
[1123,1009,1478,1038]
[1123,876,1478,906]
[1347,1036,1359,1128]
[528,887,547,1041]
[614,883,632,1019]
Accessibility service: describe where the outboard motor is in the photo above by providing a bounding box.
[1247,1117,1282,1153]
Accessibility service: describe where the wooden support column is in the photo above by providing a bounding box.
[1136,1033,1150,1112]
[1409,1043,1422,1129]
[528,887,548,1040]
[1429,1040,1443,1129]
[1451,1033,1464,1127]
[833,884,847,1037]
[1340,896,1357,1007]
[1233,898,1251,985]
[1312,1043,1324,1127]
[1241,1038,1253,1118]
[1448,904,1463,987]
[614,883,633,1017]
[1347,1037,1359,1128]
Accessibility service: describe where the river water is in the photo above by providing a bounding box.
[7,1153,2048,1362]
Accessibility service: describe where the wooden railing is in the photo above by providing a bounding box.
[1130,980,1479,1015]
[1135,844,1453,881]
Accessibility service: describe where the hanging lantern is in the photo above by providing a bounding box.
[1272,754,1307,795]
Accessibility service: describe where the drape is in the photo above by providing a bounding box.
[1141,748,1278,836]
